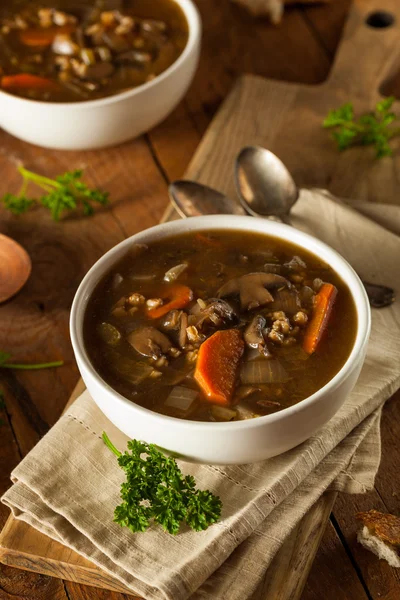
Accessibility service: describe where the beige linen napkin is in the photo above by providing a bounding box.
[3,191,400,600]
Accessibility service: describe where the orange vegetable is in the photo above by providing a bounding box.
[147,284,193,319]
[303,283,338,354]
[195,233,221,247]
[195,329,244,405]
[1,74,59,91]
[19,25,75,47]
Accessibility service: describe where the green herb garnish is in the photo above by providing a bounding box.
[0,350,63,370]
[323,96,400,158]
[103,432,222,535]
[1,166,109,221]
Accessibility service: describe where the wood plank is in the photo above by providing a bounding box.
[0,356,69,599]
[183,0,332,136]
[300,519,370,600]
[148,0,335,180]
[175,3,400,203]
[329,391,400,600]
[302,0,352,58]
[0,135,169,460]
[253,492,337,600]
[0,378,136,596]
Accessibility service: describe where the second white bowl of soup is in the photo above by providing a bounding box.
[70,216,371,464]
[0,0,201,149]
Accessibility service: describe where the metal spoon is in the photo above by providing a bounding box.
[169,180,245,218]
[235,146,298,222]
[235,146,395,309]
[169,176,394,309]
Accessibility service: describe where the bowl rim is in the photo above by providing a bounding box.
[0,0,201,109]
[70,215,371,432]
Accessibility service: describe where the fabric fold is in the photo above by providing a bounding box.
[2,192,400,600]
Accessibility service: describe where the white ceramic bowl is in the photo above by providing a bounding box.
[0,0,201,150]
[70,215,371,464]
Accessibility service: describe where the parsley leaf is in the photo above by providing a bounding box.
[1,166,109,221]
[0,351,63,370]
[323,96,400,158]
[103,432,222,535]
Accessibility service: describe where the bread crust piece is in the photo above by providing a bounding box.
[356,510,400,546]
[357,526,400,569]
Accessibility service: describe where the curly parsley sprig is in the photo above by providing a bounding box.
[103,432,222,535]
[323,96,400,158]
[1,166,109,221]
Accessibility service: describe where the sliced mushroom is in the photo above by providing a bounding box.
[193,298,238,329]
[116,50,153,65]
[268,288,301,315]
[178,312,188,348]
[102,30,130,52]
[83,61,115,80]
[284,255,307,272]
[217,273,289,311]
[127,326,172,360]
[161,309,181,330]
[244,315,272,358]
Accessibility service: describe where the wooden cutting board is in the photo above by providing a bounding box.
[1,0,400,596]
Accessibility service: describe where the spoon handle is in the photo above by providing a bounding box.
[269,215,394,309]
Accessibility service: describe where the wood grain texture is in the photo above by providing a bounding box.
[329,390,400,600]
[301,519,370,600]
[179,0,400,204]
[252,492,338,600]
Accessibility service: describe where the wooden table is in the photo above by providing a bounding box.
[0,1,399,598]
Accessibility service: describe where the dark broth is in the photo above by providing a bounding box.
[83,230,357,422]
[0,0,188,102]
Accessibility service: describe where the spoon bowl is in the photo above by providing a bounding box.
[235,146,298,218]
[0,234,31,303]
[169,180,245,218]
[235,146,395,309]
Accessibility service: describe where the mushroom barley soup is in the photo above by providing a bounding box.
[84,231,357,422]
[0,0,188,102]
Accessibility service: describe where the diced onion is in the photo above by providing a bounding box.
[121,361,153,385]
[129,273,156,281]
[282,346,310,363]
[240,359,288,384]
[210,405,237,421]
[235,404,260,420]
[263,263,281,274]
[246,348,262,361]
[97,322,121,346]
[111,273,124,289]
[164,263,188,283]
[81,47,96,65]
[269,288,301,314]
[165,386,198,411]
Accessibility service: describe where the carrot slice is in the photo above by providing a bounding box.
[147,284,193,319]
[19,25,75,47]
[195,233,221,247]
[303,283,338,354]
[195,329,244,405]
[1,74,59,91]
